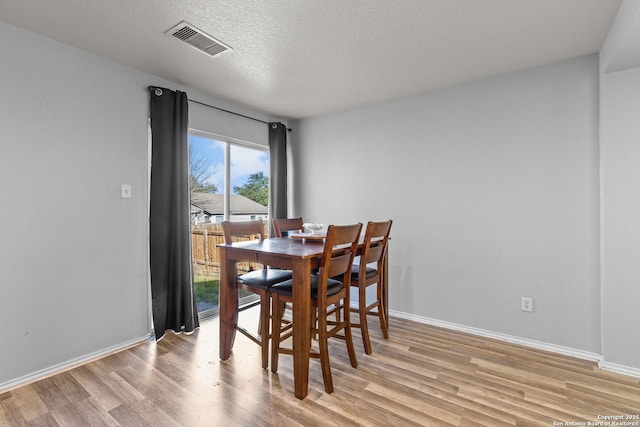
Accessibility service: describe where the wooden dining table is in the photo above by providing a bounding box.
[218,235,388,399]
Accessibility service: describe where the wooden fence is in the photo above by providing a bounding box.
[191,222,265,276]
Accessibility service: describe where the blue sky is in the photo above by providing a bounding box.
[189,134,270,193]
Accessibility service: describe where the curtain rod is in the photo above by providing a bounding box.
[188,98,291,132]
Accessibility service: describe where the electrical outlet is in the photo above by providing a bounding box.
[521,297,533,313]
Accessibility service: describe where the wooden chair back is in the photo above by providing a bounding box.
[221,220,266,243]
[272,217,304,237]
[220,219,284,369]
[317,223,362,301]
[351,220,392,355]
[360,220,392,266]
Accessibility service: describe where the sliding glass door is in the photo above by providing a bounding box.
[188,132,270,317]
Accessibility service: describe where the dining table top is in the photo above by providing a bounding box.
[218,235,328,257]
[217,233,370,248]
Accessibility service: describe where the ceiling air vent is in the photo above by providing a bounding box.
[165,21,231,57]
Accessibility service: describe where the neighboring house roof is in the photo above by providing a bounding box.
[190,193,267,215]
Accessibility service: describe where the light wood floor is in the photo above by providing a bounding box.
[1,312,639,426]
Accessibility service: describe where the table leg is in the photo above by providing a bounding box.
[292,258,311,399]
[219,247,238,360]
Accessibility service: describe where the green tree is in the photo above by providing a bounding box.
[189,145,218,193]
[234,171,269,206]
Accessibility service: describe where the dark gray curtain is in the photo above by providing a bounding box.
[269,122,288,237]
[148,86,199,340]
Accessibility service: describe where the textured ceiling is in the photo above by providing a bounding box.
[0,0,622,119]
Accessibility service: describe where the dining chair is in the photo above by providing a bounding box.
[272,217,306,316]
[349,220,392,354]
[272,217,304,237]
[273,217,320,275]
[221,220,293,369]
[270,223,362,393]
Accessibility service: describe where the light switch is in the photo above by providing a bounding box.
[121,184,132,198]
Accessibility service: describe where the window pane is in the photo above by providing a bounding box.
[188,134,270,318]
[189,134,225,317]
[229,144,270,221]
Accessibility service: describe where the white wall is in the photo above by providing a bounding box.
[292,55,601,354]
[0,20,150,388]
[0,20,279,390]
[599,0,640,373]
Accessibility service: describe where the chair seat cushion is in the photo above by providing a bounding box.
[351,265,377,279]
[271,274,344,297]
[238,268,293,290]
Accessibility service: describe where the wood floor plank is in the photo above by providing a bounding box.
[49,400,96,427]
[359,387,458,426]
[0,396,27,426]
[68,366,124,412]
[2,314,640,426]
[63,397,120,427]
[53,372,91,403]
[24,412,60,427]
[6,383,49,421]
[108,403,150,427]
[30,377,72,410]
[83,359,146,405]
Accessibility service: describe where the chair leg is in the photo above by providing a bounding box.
[317,311,333,393]
[359,285,372,355]
[270,294,283,373]
[260,294,270,369]
[376,281,389,339]
[344,300,358,369]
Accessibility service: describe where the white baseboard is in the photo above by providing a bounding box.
[389,310,603,362]
[390,310,640,379]
[0,333,152,394]
[599,361,640,379]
